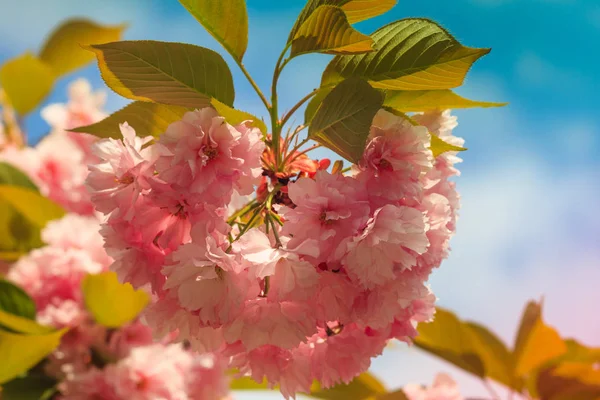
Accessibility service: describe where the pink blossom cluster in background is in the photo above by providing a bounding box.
[404,373,464,400]
[2,81,230,400]
[0,79,102,215]
[87,90,464,397]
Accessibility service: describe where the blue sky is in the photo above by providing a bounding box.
[1,1,599,398]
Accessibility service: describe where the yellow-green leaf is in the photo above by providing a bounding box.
[341,0,397,23]
[229,376,270,390]
[210,99,267,135]
[0,327,66,384]
[321,18,490,90]
[82,272,149,328]
[71,101,191,139]
[39,19,126,76]
[288,0,396,42]
[0,309,54,335]
[0,185,64,229]
[384,89,507,112]
[465,321,516,388]
[0,53,54,115]
[415,308,486,378]
[430,134,467,158]
[178,0,248,61]
[291,5,374,57]
[310,372,387,399]
[88,40,234,108]
[0,162,38,192]
[309,78,383,163]
[370,390,409,400]
[514,302,567,377]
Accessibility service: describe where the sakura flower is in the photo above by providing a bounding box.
[162,231,258,325]
[86,122,154,218]
[107,320,155,359]
[156,108,262,206]
[224,298,317,350]
[403,373,463,400]
[339,205,429,289]
[42,214,112,266]
[104,343,193,399]
[42,78,107,132]
[60,368,119,400]
[357,109,433,208]
[280,171,370,263]
[8,246,104,327]
[309,325,388,389]
[143,297,225,352]
[230,344,312,399]
[41,78,107,161]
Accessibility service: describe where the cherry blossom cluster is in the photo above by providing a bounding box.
[88,101,463,397]
[2,81,230,400]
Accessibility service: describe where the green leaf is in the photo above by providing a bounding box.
[465,321,516,388]
[429,134,467,158]
[39,19,126,76]
[415,307,517,388]
[0,280,36,320]
[513,301,567,378]
[82,272,149,328]
[0,327,66,384]
[370,390,410,400]
[71,101,191,139]
[178,0,248,61]
[305,87,333,124]
[0,53,54,115]
[288,0,396,42]
[340,0,397,23]
[310,372,387,399]
[230,376,270,390]
[87,40,234,107]
[0,163,38,192]
[0,185,64,230]
[321,18,490,90]
[383,89,507,112]
[0,186,64,257]
[0,374,57,400]
[291,5,374,57]
[415,308,486,379]
[0,309,53,335]
[309,78,383,163]
[210,99,267,135]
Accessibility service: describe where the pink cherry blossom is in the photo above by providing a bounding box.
[224,298,317,350]
[280,171,370,263]
[357,110,433,208]
[8,246,104,328]
[403,373,463,400]
[86,122,154,218]
[339,205,429,289]
[155,108,263,206]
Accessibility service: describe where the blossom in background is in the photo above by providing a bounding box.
[0,79,105,214]
[87,105,463,398]
[403,373,463,400]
